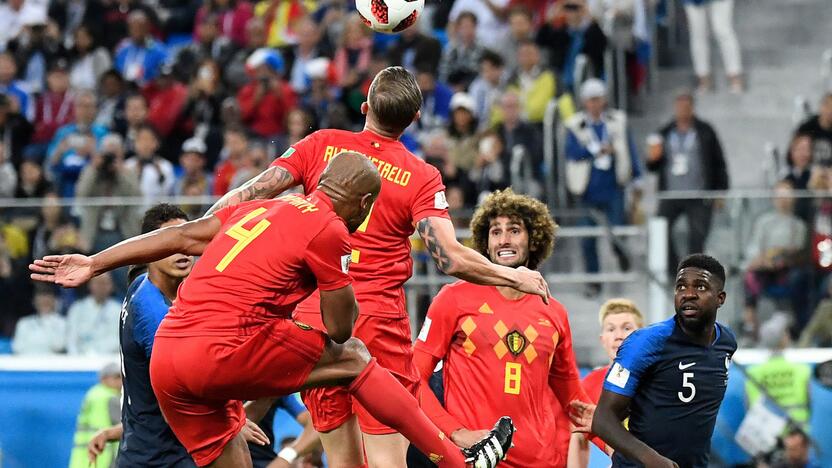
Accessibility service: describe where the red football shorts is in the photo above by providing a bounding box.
[150,319,327,466]
[296,306,419,435]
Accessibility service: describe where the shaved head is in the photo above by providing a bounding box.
[318,152,381,232]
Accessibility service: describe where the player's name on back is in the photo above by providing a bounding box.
[323,145,412,187]
[279,193,320,213]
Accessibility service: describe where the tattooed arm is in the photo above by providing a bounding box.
[416,216,550,302]
[205,166,297,215]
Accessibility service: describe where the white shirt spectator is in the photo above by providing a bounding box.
[124,156,175,205]
[12,312,67,355]
[449,0,510,50]
[0,2,46,52]
[66,296,121,355]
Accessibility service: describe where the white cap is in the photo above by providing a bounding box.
[450,92,476,113]
[181,138,206,155]
[305,57,331,80]
[20,6,48,26]
[580,78,607,101]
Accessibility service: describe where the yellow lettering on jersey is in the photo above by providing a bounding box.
[278,194,319,213]
[216,207,271,272]
[320,146,411,187]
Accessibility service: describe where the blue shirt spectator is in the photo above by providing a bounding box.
[47,92,107,198]
[114,11,168,86]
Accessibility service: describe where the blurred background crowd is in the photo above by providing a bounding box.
[0,0,829,362]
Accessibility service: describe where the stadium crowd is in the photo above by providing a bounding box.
[0,0,826,357]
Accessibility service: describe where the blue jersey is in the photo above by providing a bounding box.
[250,394,307,468]
[118,274,194,467]
[603,316,737,468]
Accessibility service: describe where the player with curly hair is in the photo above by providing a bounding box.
[413,189,597,467]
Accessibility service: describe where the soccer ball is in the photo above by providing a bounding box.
[355,0,424,34]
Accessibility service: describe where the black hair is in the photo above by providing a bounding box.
[678,253,726,286]
[479,49,504,68]
[141,203,189,234]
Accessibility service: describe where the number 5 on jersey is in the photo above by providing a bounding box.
[216,207,271,272]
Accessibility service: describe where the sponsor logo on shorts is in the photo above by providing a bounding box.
[429,453,444,463]
[293,320,312,331]
[434,191,449,209]
[417,317,432,342]
[606,362,631,388]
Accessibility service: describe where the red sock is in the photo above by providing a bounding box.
[349,359,466,467]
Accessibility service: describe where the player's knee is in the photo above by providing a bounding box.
[342,338,371,376]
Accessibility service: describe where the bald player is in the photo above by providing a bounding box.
[207,65,544,468]
[31,153,514,468]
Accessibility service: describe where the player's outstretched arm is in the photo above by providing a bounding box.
[416,216,550,303]
[592,390,679,468]
[30,216,223,287]
[206,166,296,215]
[319,285,359,343]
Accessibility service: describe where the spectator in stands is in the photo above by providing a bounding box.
[67,25,112,92]
[119,93,149,158]
[770,428,820,468]
[469,130,509,202]
[0,93,33,167]
[0,142,15,197]
[387,25,442,75]
[124,124,175,203]
[93,1,160,53]
[331,14,373,118]
[448,0,509,50]
[742,181,809,341]
[469,50,507,130]
[225,17,268,91]
[143,65,189,157]
[564,79,640,295]
[76,133,142,253]
[537,0,607,92]
[0,0,41,52]
[745,313,811,427]
[439,12,485,88]
[179,59,225,166]
[195,0,254,48]
[114,10,168,86]
[783,133,815,224]
[30,192,82,261]
[413,66,452,133]
[798,279,832,347]
[174,138,213,218]
[447,92,480,171]
[8,12,64,96]
[796,93,832,167]
[13,158,53,228]
[30,59,74,158]
[12,286,66,355]
[254,0,311,48]
[274,107,314,152]
[230,140,268,190]
[0,52,33,121]
[67,273,121,356]
[422,129,471,205]
[285,17,330,96]
[213,125,248,195]
[648,91,729,275]
[95,70,127,132]
[47,91,108,198]
[497,6,536,75]
[173,12,234,84]
[506,40,557,124]
[493,90,542,183]
[238,48,297,139]
[68,363,122,468]
[683,0,744,93]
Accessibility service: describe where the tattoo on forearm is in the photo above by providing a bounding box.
[207,167,294,215]
[417,218,453,272]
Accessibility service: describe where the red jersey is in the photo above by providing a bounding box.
[582,366,609,403]
[272,129,449,318]
[156,192,352,338]
[415,282,585,468]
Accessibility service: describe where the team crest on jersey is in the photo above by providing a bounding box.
[293,320,313,331]
[505,330,528,356]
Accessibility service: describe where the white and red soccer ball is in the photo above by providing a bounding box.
[355,0,424,34]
